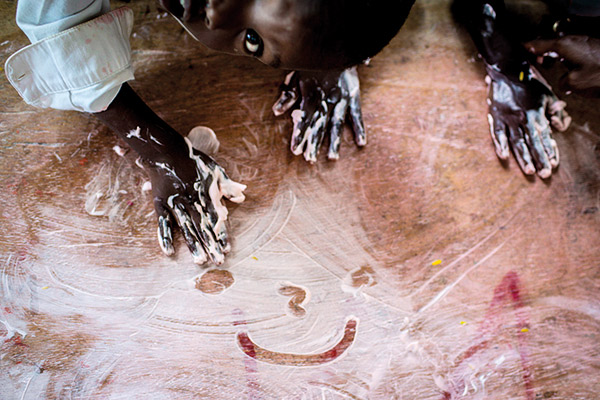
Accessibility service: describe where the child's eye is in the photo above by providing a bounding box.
[243,29,263,56]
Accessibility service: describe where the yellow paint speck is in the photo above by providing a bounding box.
[519,71,524,81]
[460,321,467,325]
[42,286,49,290]
[431,259,442,266]
[251,256,258,261]
[521,328,529,333]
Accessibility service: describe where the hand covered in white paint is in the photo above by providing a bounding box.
[146,138,246,265]
[272,67,366,162]
[485,63,571,179]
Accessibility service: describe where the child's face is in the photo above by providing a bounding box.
[159,0,339,70]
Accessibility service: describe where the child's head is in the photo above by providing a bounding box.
[160,0,415,70]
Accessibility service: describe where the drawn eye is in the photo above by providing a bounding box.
[244,29,263,56]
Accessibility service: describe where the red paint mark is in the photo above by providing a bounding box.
[102,67,107,74]
[441,271,534,399]
[3,307,12,314]
[85,38,92,44]
[233,309,261,400]
[79,157,88,166]
[237,318,358,367]
[4,335,28,348]
[17,250,28,262]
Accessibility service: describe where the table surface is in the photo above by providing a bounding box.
[1,1,599,399]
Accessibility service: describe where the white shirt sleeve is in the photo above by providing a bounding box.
[4,0,135,113]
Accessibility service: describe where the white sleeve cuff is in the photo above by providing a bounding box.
[4,7,134,113]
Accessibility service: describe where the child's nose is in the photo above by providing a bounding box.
[205,0,243,30]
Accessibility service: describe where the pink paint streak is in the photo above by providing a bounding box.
[442,271,534,399]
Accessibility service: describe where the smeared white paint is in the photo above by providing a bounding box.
[418,238,511,314]
[0,318,27,340]
[494,354,506,367]
[113,145,127,157]
[167,194,178,208]
[85,159,148,222]
[126,126,146,142]
[483,4,496,19]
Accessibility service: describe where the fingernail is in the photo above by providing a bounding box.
[327,151,340,160]
[192,251,208,265]
[496,148,509,160]
[538,168,551,179]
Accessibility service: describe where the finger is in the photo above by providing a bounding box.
[537,114,560,168]
[524,110,553,178]
[154,201,175,256]
[273,72,299,116]
[547,99,571,132]
[487,80,510,160]
[170,199,209,265]
[303,100,328,163]
[214,220,230,254]
[290,78,324,155]
[189,200,226,265]
[290,90,321,156]
[214,165,246,204]
[349,93,367,147]
[507,124,536,176]
[487,112,510,160]
[327,98,348,160]
[290,108,308,155]
[202,166,244,254]
[343,67,367,146]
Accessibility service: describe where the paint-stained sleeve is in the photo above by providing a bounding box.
[4,0,135,113]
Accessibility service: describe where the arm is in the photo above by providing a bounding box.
[6,0,245,264]
[95,83,245,265]
[452,0,571,178]
[527,35,600,93]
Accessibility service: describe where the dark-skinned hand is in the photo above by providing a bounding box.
[485,62,571,178]
[143,132,245,265]
[272,66,366,162]
[526,35,600,91]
